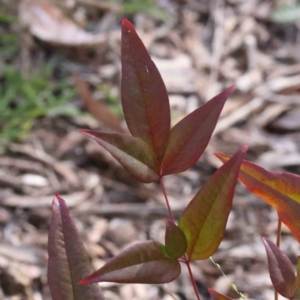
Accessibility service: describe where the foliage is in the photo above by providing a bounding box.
[0,11,79,142]
[47,19,300,300]
[0,63,78,142]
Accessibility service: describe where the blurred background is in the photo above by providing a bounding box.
[1,0,300,299]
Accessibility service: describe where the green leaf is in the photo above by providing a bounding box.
[48,195,104,300]
[164,219,187,259]
[178,145,248,260]
[293,257,300,299]
[80,130,160,183]
[79,241,181,284]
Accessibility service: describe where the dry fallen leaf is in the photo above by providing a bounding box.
[19,0,109,46]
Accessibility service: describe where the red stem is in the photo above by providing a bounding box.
[159,177,201,299]
[159,177,174,222]
[184,254,201,300]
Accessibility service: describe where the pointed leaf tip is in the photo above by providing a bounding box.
[215,150,300,242]
[262,237,295,298]
[122,18,133,30]
[48,195,104,300]
[79,241,180,284]
[179,145,247,260]
[161,86,235,176]
[79,129,160,183]
[164,219,187,259]
[121,16,170,162]
[208,288,233,300]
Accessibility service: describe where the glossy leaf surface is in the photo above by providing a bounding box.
[48,195,104,300]
[80,129,159,183]
[164,219,187,259]
[262,237,295,298]
[121,19,170,161]
[79,241,181,285]
[178,145,248,260]
[161,86,234,175]
[215,153,300,242]
[208,288,233,300]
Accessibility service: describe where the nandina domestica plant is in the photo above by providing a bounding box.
[47,19,300,300]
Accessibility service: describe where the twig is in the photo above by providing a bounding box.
[159,177,174,222]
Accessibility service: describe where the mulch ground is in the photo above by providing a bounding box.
[1,1,300,299]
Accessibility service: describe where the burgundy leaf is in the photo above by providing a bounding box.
[293,256,300,299]
[208,288,233,300]
[262,237,295,298]
[79,241,180,284]
[80,129,160,183]
[161,86,234,175]
[48,195,104,300]
[121,19,170,162]
[164,219,187,259]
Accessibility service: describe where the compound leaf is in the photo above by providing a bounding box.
[215,153,300,242]
[208,288,233,300]
[161,86,234,176]
[164,219,187,259]
[121,18,170,162]
[80,129,160,183]
[179,145,248,260]
[48,194,104,300]
[262,237,295,298]
[79,241,180,285]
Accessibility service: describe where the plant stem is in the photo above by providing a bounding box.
[159,178,201,299]
[159,177,174,222]
[184,254,201,300]
[275,218,282,300]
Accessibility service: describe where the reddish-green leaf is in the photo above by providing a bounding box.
[215,153,300,242]
[208,288,233,300]
[80,129,159,183]
[161,86,234,176]
[293,257,300,299]
[178,145,248,261]
[79,241,180,285]
[48,195,104,300]
[121,19,170,162]
[262,237,295,298]
[164,219,187,259]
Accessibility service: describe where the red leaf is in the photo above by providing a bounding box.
[208,288,233,300]
[80,129,160,183]
[121,19,170,162]
[161,86,234,176]
[178,145,248,260]
[79,241,180,284]
[48,195,104,300]
[164,219,187,259]
[215,153,300,242]
[262,237,295,298]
